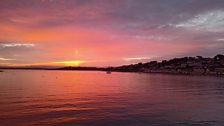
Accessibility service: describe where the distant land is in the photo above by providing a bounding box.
[106,54,224,76]
[0,66,103,71]
[0,54,224,76]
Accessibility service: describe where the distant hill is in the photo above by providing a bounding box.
[0,66,104,71]
[51,66,104,71]
[106,54,224,76]
[1,54,224,76]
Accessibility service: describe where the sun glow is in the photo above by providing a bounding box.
[53,60,85,66]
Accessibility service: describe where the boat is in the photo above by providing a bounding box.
[106,71,111,74]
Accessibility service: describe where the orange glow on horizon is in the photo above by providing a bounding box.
[52,60,85,66]
[0,60,86,67]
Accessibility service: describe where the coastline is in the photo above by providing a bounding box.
[105,70,224,77]
[106,55,224,77]
[0,54,223,77]
[0,68,223,77]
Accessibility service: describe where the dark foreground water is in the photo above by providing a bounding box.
[0,70,224,126]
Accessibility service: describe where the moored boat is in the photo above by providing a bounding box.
[106,71,111,74]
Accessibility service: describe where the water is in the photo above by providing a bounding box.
[0,70,224,126]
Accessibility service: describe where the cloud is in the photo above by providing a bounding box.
[123,57,154,61]
[175,10,224,32]
[216,38,224,42]
[135,35,168,41]
[0,57,15,61]
[0,43,35,48]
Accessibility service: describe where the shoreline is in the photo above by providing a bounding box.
[0,54,223,77]
[1,68,223,77]
[108,70,224,77]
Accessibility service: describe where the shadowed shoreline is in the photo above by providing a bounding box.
[0,54,224,76]
[106,54,224,76]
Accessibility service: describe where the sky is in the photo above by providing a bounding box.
[0,0,224,67]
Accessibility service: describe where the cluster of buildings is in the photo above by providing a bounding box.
[108,54,224,76]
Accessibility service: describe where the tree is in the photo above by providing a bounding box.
[214,54,224,61]
[196,56,203,59]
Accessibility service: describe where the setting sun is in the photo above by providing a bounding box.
[53,60,85,66]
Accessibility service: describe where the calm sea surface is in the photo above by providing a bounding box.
[0,70,224,126]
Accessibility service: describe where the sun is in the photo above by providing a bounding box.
[53,60,85,66]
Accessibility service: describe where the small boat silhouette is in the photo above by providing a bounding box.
[106,71,111,74]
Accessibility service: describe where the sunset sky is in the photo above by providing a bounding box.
[0,0,224,67]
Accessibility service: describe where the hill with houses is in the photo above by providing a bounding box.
[106,54,224,76]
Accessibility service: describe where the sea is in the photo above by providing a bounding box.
[0,70,224,126]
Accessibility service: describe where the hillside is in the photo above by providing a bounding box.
[107,54,224,76]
